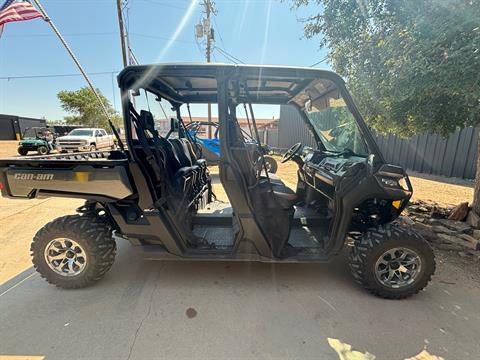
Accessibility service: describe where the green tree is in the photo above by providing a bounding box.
[292,0,480,216]
[57,87,122,129]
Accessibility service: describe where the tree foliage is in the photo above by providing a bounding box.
[293,0,480,136]
[57,87,122,129]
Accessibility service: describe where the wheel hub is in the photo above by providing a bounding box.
[44,238,87,277]
[374,247,422,289]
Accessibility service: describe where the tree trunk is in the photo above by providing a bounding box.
[472,132,480,215]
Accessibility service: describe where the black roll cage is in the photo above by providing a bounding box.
[118,63,384,164]
[117,64,387,258]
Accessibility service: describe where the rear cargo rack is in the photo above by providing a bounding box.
[11,150,118,161]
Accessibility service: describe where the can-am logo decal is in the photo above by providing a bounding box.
[13,173,54,181]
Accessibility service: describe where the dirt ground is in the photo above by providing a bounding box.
[0,141,18,158]
[0,197,83,283]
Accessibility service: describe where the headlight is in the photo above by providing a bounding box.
[380,177,399,187]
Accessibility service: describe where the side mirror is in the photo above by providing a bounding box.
[97,133,103,137]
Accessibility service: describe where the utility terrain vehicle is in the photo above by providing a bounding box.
[17,127,57,155]
[0,64,435,299]
[185,120,278,172]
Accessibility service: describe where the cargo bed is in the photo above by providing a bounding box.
[0,150,134,201]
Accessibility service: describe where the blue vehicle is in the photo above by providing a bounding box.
[185,121,278,173]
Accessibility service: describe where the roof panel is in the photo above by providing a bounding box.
[118,63,343,105]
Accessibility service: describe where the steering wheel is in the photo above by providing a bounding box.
[282,142,302,163]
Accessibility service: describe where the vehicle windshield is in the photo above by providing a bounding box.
[304,95,369,156]
[68,129,93,136]
[23,128,44,139]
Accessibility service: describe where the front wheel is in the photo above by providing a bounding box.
[31,215,116,289]
[349,224,435,299]
[17,147,28,156]
[37,145,48,155]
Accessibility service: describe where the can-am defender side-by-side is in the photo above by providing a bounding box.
[0,64,435,298]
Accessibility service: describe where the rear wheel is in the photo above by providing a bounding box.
[263,155,278,173]
[256,155,278,174]
[349,224,435,299]
[31,215,116,289]
[37,145,48,155]
[17,147,28,156]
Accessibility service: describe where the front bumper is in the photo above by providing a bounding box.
[57,145,90,152]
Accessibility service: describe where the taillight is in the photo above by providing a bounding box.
[0,183,3,190]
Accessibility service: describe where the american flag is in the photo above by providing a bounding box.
[0,0,43,37]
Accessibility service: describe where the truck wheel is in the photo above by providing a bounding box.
[89,144,97,152]
[31,215,116,289]
[349,224,435,299]
[18,148,28,156]
[37,146,48,155]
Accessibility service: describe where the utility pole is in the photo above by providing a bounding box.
[196,1,216,137]
[204,1,212,63]
[116,0,128,68]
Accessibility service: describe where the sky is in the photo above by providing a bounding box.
[0,0,329,121]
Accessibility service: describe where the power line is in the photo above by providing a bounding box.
[0,71,119,80]
[310,57,328,67]
[214,46,245,64]
[3,31,196,45]
[212,15,225,50]
[130,32,196,44]
[3,31,117,38]
[214,47,236,63]
[136,0,187,10]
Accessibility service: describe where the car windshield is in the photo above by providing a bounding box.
[68,129,93,136]
[304,95,369,156]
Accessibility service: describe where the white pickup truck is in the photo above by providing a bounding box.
[56,128,115,152]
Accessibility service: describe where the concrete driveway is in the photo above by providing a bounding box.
[1,239,479,359]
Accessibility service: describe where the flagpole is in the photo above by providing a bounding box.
[31,0,124,150]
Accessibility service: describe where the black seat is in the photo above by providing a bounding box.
[271,183,298,209]
[170,138,202,187]
[138,110,197,194]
